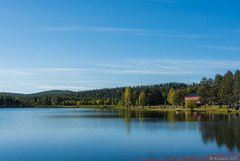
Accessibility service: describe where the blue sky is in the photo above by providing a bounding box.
[0,0,240,93]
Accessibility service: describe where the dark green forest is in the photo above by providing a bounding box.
[0,83,189,107]
[0,70,240,108]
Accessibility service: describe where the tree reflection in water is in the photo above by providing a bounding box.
[76,108,240,151]
[116,109,240,151]
[199,113,240,151]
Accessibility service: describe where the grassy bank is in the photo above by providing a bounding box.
[111,104,240,113]
[99,105,240,113]
[30,105,118,109]
[4,105,240,113]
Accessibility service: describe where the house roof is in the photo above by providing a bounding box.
[185,93,199,97]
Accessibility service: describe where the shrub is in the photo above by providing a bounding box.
[235,105,239,111]
[185,100,197,111]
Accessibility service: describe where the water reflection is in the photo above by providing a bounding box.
[199,113,240,151]
[82,109,240,151]
[0,108,239,161]
[45,109,240,152]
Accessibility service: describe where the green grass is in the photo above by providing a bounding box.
[12,104,240,113]
[110,105,240,113]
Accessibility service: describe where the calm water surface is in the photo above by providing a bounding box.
[0,108,239,161]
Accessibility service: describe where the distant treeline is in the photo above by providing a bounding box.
[0,83,190,107]
[0,70,240,108]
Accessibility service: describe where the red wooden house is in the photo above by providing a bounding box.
[184,93,200,104]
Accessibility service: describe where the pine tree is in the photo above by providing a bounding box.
[233,70,240,104]
[211,74,223,106]
[144,87,152,107]
[221,71,234,107]
[197,77,213,108]
[132,88,140,106]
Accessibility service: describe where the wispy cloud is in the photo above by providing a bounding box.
[135,33,217,38]
[0,68,99,77]
[2,58,240,77]
[195,44,240,51]
[134,59,240,69]
[35,68,99,73]
[98,58,240,75]
[46,26,150,32]
[46,80,114,84]
[3,58,240,93]
[0,69,33,75]
[46,26,216,38]
[36,86,92,90]
[18,82,42,86]
[158,34,216,38]
[104,69,188,75]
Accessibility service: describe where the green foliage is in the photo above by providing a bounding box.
[135,99,139,106]
[124,87,131,108]
[2,69,240,109]
[0,83,190,107]
[211,74,223,104]
[104,98,112,105]
[235,106,239,111]
[150,86,165,105]
[221,71,234,106]
[172,89,186,106]
[132,88,140,106]
[185,100,197,110]
[197,77,213,104]
[118,100,124,106]
[138,91,146,107]
[144,88,152,107]
[167,88,175,105]
[233,70,240,103]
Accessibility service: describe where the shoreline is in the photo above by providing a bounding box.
[1,105,240,113]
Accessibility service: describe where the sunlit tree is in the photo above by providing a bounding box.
[185,100,197,111]
[124,87,131,108]
[139,91,146,108]
[167,88,175,105]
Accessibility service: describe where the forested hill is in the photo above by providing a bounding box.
[0,90,73,97]
[28,90,74,96]
[0,92,25,97]
[0,82,192,107]
[2,68,240,108]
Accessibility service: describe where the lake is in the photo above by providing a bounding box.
[0,108,239,161]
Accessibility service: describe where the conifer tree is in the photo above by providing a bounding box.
[221,71,234,107]
[211,74,223,106]
[233,70,240,104]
